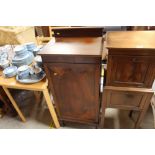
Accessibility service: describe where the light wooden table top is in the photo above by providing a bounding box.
[0,71,48,91]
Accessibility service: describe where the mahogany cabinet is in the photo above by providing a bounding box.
[39,37,103,127]
[100,31,155,128]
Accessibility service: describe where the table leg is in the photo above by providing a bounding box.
[2,86,26,122]
[43,88,60,128]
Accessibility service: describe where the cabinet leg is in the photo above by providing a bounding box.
[2,86,26,122]
[43,88,60,128]
[129,110,133,118]
[99,113,105,128]
[151,96,155,128]
[134,110,143,129]
[60,121,65,127]
[99,90,107,129]
[134,94,153,129]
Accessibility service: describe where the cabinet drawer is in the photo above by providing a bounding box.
[107,91,144,109]
[102,87,153,110]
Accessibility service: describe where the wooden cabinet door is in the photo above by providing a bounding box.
[106,55,154,88]
[45,63,100,124]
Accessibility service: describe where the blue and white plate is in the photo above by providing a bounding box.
[14,45,28,56]
[12,52,34,67]
[16,71,46,84]
[25,42,36,52]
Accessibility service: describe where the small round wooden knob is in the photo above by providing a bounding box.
[54,72,58,76]
[132,58,137,62]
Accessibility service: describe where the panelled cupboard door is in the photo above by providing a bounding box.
[106,55,155,88]
[45,63,100,124]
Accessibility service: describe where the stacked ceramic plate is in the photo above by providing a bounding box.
[24,42,40,56]
[25,42,36,52]
[12,45,34,67]
[14,45,27,56]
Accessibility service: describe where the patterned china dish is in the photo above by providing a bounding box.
[0,52,8,61]
[3,66,18,78]
[0,51,9,69]
[17,65,30,79]
[16,66,46,84]
[0,59,10,69]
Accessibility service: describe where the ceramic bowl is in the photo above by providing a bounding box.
[3,66,17,78]
[33,66,42,74]
[17,65,30,74]
[30,68,44,79]
[17,65,31,79]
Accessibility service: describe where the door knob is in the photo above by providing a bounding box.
[54,72,58,76]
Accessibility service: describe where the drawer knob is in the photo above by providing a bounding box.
[132,58,137,62]
[125,92,129,95]
[125,93,133,98]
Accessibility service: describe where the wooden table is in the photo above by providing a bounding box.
[0,71,60,128]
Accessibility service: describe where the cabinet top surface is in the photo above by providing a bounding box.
[39,37,102,56]
[106,31,155,49]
